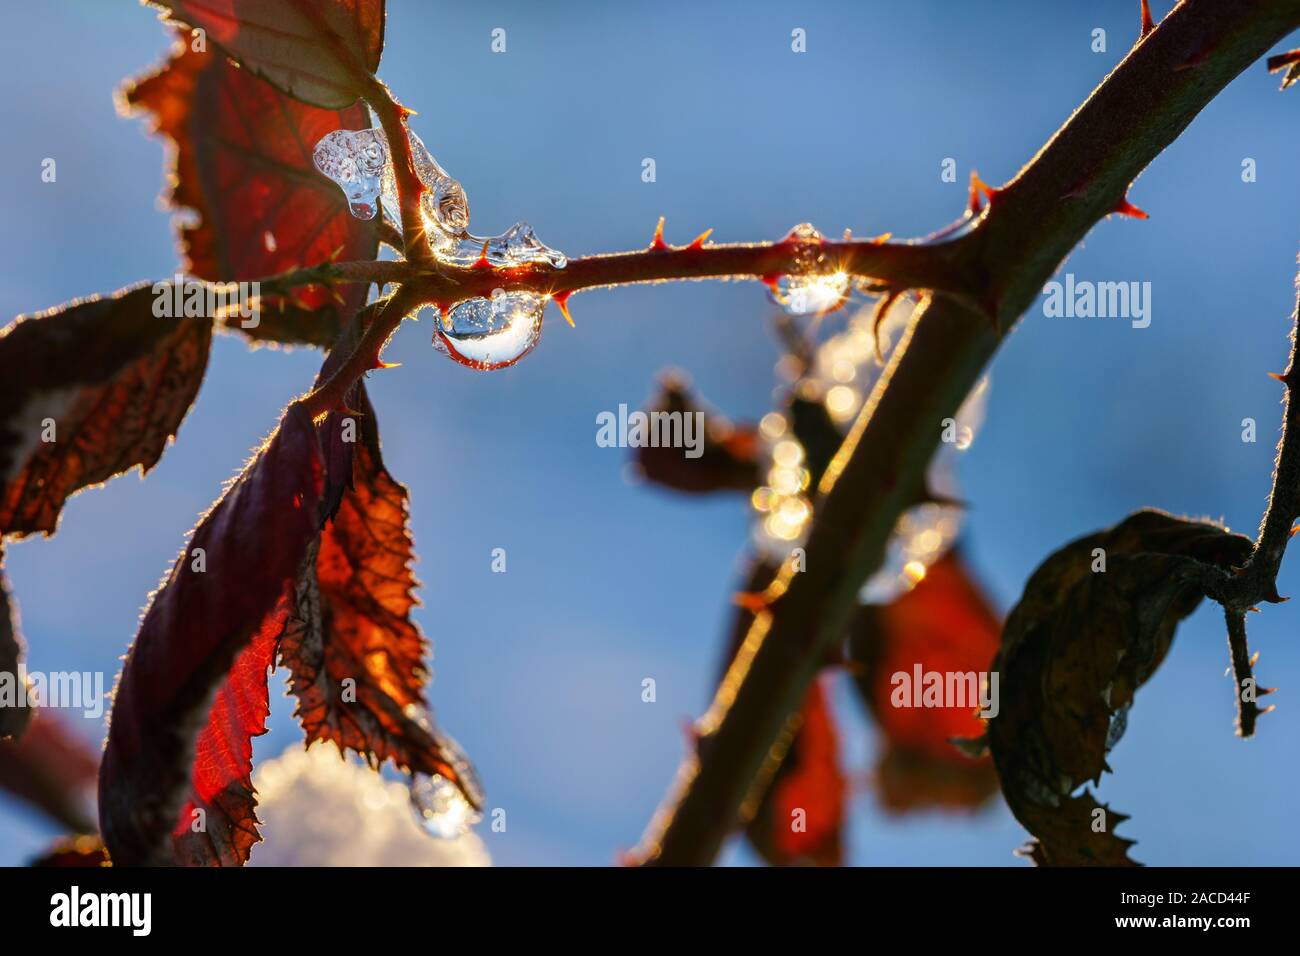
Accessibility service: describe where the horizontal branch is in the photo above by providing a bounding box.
[403,231,981,310]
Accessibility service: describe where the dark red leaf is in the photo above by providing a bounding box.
[146,0,386,110]
[99,403,324,866]
[0,284,211,539]
[123,42,378,346]
[0,710,99,833]
[848,550,1001,814]
[631,374,761,494]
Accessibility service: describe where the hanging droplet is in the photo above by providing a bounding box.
[409,773,482,839]
[768,223,848,315]
[770,272,850,315]
[434,289,547,370]
[312,128,388,220]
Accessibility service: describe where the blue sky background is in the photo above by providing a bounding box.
[2,0,1299,865]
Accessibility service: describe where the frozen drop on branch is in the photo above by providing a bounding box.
[767,223,850,316]
[432,289,548,371]
[313,124,567,370]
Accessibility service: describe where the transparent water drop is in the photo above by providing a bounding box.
[438,222,568,269]
[409,773,482,839]
[434,289,547,370]
[1105,703,1130,752]
[768,223,849,315]
[312,128,388,220]
[772,272,850,315]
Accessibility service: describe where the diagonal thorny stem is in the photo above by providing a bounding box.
[630,0,1300,866]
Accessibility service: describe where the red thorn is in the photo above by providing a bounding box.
[759,273,783,297]
[436,304,452,330]
[552,290,575,327]
[970,171,1001,209]
[1270,371,1288,383]
[1139,0,1155,38]
[687,228,713,250]
[371,359,401,370]
[733,591,769,614]
[967,172,984,215]
[1289,523,1300,538]
[1107,191,1149,218]
[871,232,892,244]
[1111,196,1149,219]
[650,216,669,251]
[470,240,492,270]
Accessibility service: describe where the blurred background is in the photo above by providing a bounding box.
[2,0,1299,865]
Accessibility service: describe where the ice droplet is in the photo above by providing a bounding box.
[769,223,849,315]
[314,125,567,370]
[312,128,388,220]
[433,289,547,370]
[772,273,850,315]
[1105,703,1129,752]
[379,127,470,244]
[409,773,482,839]
[439,222,568,269]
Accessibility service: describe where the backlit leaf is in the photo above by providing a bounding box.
[987,509,1253,865]
[280,383,478,795]
[123,42,378,346]
[146,0,386,110]
[848,550,1001,813]
[0,284,210,539]
[99,404,323,866]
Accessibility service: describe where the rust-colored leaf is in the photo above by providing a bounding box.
[746,677,845,866]
[123,42,378,346]
[99,404,323,866]
[146,0,386,110]
[0,284,211,539]
[848,550,1001,813]
[987,509,1253,865]
[631,375,761,494]
[279,385,476,793]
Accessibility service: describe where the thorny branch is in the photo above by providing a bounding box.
[1198,279,1300,735]
[626,0,1300,865]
